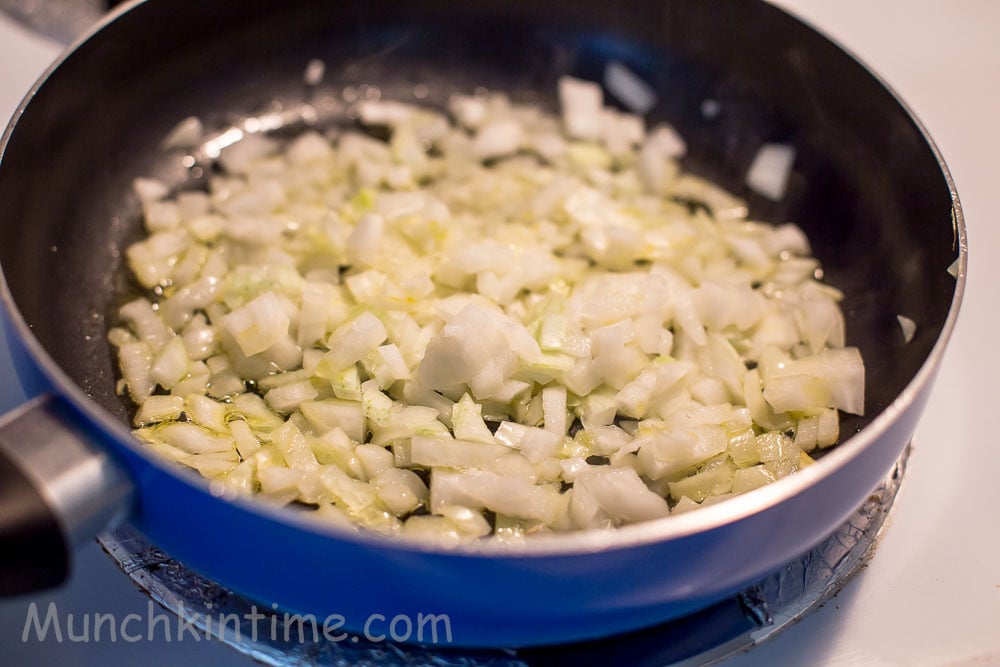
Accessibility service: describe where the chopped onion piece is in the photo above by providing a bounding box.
[150,336,190,390]
[222,291,291,357]
[303,58,325,86]
[162,116,204,150]
[603,61,657,114]
[746,142,796,201]
[146,422,234,455]
[373,468,428,516]
[133,395,184,427]
[133,177,169,204]
[559,76,604,141]
[324,311,388,372]
[472,118,524,159]
[575,467,669,523]
[897,314,917,343]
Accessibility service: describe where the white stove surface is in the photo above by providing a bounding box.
[0,3,997,665]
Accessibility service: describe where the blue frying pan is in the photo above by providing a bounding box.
[0,0,966,648]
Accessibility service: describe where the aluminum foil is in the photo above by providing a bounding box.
[97,444,907,667]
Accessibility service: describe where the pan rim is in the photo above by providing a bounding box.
[0,0,969,559]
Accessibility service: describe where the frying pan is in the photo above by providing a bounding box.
[0,0,966,649]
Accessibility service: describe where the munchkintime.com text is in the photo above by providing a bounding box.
[22,601,453,646]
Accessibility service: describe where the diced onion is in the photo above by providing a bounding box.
[746,142,796,201]
[603,61,657,114]
[111,74,864,543]
[897,314,917,343]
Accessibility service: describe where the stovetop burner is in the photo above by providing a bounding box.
[97,445,907,667]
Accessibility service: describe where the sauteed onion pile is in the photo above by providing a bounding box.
[110,75,863,543]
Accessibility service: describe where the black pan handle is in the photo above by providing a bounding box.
[0,395,133,595]
[0,446,67,593]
